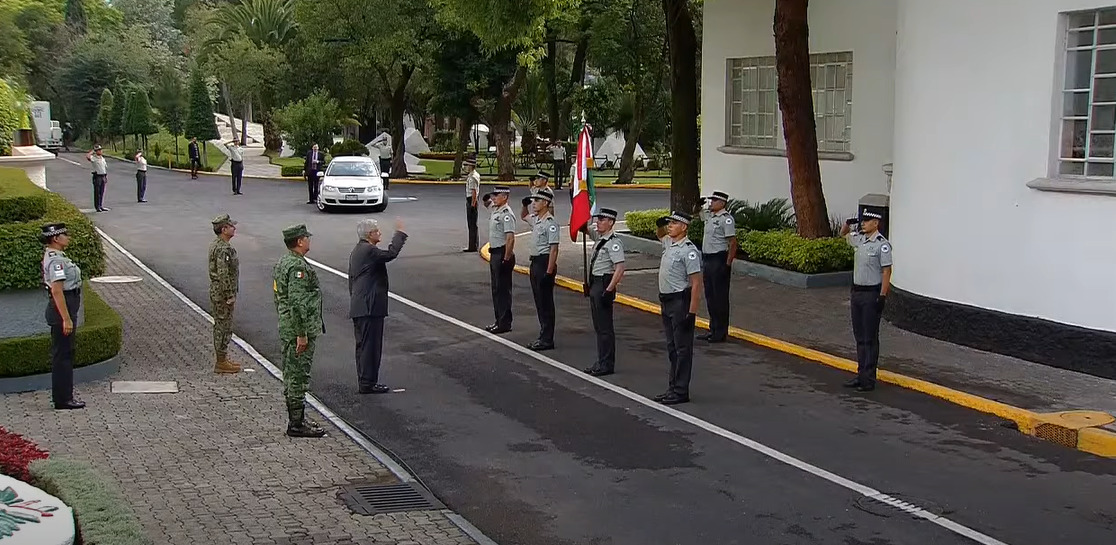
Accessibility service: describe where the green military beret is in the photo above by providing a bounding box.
[282,223,312,240]
[212,214,237,226]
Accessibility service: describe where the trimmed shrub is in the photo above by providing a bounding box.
[281,165,304,177]
[0,427,50,482]
[0,178,49,223]
[0,168,105,291]
[0,284,122,378]
[739,230,853,274]
[417,151,457,160]
[430,130,457,152]
[623,208,704,242]
[30,458,152,545]
[330,139,368,157]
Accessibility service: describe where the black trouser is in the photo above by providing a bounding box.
[850,284,883,387]
[702,251,731,340]
[190,158,200,177]
[353,316,385,387]
[529,255,556,344]
[231,160,243,193]
[465,197,479,250]
[553,159,567,188]
[659,289,695,397]
[91,174,106,210]
[135,170,147,201]
[489,246,515,328]
[306,169,319,201]
[589,274,616,371]
[47,289,81,405]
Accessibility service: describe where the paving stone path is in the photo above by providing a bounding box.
[0,240,480,545]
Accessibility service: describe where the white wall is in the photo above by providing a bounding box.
[700,0,897,217]
[891,0,1116,332]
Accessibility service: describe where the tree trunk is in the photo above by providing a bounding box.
[241,100,250,146]
[662,0,701,214]
[493,66,528,181]
[558,34,590,142]
[775,0,832,238]
[544,32,560,141]
[616,115,644,185]
[221,81,239,144]
[262,110,281,151]
[453,112,472,179]
[387,66,415,179]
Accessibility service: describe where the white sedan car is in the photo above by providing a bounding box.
[316,156,389,212]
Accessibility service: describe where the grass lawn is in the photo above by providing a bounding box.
[418,159,672,184]
[80,131,228,170]
[264,150,306,169]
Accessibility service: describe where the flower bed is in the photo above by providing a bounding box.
[0,426,49,482]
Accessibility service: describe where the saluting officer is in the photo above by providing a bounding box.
[463,157,481,252]
[209,214,241,374]
[525,188,559,351]
[486,186,516,334]
[41,223,85,410]
[273,224,327,437]
[840,209,892,392]
[582,207,626,377]
[653,211,703,405]
[698,191,737,343]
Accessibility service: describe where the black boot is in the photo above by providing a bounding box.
[286,408,326,438]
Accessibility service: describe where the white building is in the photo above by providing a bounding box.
[702,0,1116,375]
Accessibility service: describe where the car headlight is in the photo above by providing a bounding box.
[322,185,336,192]
[366,186,379,193]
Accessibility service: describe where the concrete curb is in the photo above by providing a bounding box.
[100,156,672,189]
[0,356,120,394]
[478,242,1116,458]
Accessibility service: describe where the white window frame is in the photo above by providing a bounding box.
[719,51,855,162]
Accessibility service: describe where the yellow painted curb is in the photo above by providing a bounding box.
[477,243,1116,458]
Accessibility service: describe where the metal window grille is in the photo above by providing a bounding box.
[1060,8,1116,177]
[726,52,854,152]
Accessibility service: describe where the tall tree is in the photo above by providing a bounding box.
[185,68,220,163]
[208,34,287,144]
[774,0,831,238]
[94,88,113,145]
[153,71,187,160]
[64,0,87,34]
[111,86,129,150]
[124,88,159,150]
[661,0,700,212]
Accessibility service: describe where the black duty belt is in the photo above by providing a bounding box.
[659,289,691,301]
[851,284,882,292]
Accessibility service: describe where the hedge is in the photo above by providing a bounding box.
[623,208,705,243]
[281,165,304,177]
[739,230,853,274]
[0,174,48,223]
[330,139,369,157]
[0,283,122,378]
[0,168,105,291]
[30,458,152,545]
[416,152,457,160]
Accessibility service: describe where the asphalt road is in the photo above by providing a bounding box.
[44,157,1116,545]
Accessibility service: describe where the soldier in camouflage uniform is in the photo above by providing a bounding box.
[273,224,326,438]
[209,214,241,374]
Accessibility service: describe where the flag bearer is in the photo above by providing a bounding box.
[653,211,702,405]
[698,191,736,343]
[582,207,626,377]
[526,188,559,351]
[840,209,892,392]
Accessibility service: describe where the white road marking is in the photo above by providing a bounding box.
[304,255,1012,545]
[57,156,82,167]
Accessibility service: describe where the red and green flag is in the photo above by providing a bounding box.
[569,124,595,240]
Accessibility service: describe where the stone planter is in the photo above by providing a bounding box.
[615,232,852,289]
[14,128,35,147]
[0,356,119,394]
[0,145,56,189]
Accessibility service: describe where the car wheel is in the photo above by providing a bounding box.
[316,198,330,213]
[371,200,387,213]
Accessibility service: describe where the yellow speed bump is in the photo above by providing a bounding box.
[477,243,1116,458]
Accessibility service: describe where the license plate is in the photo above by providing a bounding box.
[343,194,359,201]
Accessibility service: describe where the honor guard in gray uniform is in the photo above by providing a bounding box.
[524,188,559,351]
[699,191,737,343]
[840,209,892,392]
[41,223,86,410]
[652,211,703,405]
[463,157,481,252]
[582,207,627,377]
[486,186,516,334]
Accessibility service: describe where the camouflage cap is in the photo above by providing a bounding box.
[282,223,312,240]
[212,214,237,227]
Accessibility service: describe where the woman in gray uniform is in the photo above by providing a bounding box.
[41,223,86,410]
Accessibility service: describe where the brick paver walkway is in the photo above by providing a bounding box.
[522,229,1116,420]
[0,241,479,545]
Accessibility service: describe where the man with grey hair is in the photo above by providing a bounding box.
[348,217,408,394]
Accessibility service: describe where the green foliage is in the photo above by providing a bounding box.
[433,0,577,54]
[30,458,151,545]
[281,164,304,177]
[152,71,187,139]
[185,68,219,141]
[623,208,704,241]
[273,91,346,155]
[0,80,20,155]
[207,34,287,111]
[0,284,122,378]
[726,197,796,232]
[111,86,129,141]
[739,230,854,274]
[0,168,105,291]
[207,0,298,50]
[93,88,113,142]
[429,29,521,122]
[53,30,162,135]
[0,176,48,223]
[430,130,457,152]
[123,88,158,139]
[330,139,368,157]
[64,0,88,33]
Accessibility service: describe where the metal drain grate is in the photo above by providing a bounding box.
[339,483,446,515]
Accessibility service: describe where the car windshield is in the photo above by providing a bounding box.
[328,161,378,177]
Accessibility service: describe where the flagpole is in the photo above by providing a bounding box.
[582,229,588,289]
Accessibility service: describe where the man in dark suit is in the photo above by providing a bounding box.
[188,137,201,179]
[348,217,408,394]
[304,143,325,204]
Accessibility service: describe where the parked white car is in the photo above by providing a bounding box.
[316,156,389,213]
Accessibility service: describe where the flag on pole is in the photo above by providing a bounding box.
[569,124,595,241]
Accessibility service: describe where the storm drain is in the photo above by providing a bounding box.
[339,483,445,515]
[854,493,947,520]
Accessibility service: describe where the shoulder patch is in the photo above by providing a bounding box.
[611,243,621,252]
[881,244,891,253]
[549,225,557,232]
[687,251,697,260]
[53,263,63,271]
[504,215,512,222]
[724,217,734,225]
[296,271,304,279]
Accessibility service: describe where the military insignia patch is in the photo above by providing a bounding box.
[53,264,63,271]
[881,244,891,253]
[549,225,557,232]
[612,244,621,252]
[725,217,734,225]
[688,251,697,260]
[296,271,304,278]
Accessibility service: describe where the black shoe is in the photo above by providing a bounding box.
[462,247,477,253]
[138,199,147,203]
[856,384,876,393]
[652,392,671,402]
[659,393,690,405]
[706,336,727,344]
[586,367,613,377]
[54,399,85,410]
[696,332,712,341]
[286,421,326,438]
[306,200,314,204]
[843,378,861,388]
[101,207,110,211]
[359,384,391,394]
[488,325,512,334]
[527,340,554,351]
